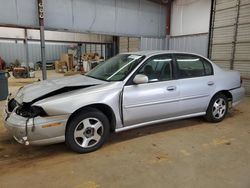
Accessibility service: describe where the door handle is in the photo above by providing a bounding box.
[207,81,214,86]
[167,86,176,91]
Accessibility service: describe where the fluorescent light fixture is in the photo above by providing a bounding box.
[153,59,172,62]
[177,58,200,62]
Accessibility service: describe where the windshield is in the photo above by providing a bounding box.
[85,54,144,81]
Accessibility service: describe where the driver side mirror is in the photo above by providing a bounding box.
[133,74,149,84]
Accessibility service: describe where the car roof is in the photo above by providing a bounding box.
[121,50,206,58]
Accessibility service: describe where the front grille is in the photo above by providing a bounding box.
[8,99,17,112]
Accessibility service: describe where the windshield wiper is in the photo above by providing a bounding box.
[84,74,110,82]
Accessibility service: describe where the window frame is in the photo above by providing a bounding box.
[125,54,177,86]
[173,53,214,79]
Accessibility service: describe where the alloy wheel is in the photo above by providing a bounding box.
[74,118,104,148]
[212,98,226,119]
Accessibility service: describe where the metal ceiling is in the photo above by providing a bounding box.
[147,0,173,5]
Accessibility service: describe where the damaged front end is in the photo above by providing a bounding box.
[3,75,106,146]
[8,98,47,118]
[4,91,73,146]
[16,104,47,118]
[5,98,48,145]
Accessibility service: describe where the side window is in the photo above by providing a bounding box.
[175,54,212,78]
[203,59,213,75]
[137,55,173,82]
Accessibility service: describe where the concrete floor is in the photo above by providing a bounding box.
[0,71,250,188]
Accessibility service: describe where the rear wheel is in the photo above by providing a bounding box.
[66,108,110,153]
[204,93,228,123]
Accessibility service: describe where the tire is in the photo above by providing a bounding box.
[66,108,110,153]
[204,93,228,123]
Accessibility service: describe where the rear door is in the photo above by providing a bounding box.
[174,54,216,115]
[122,54,181,126]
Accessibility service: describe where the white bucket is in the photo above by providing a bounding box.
[29,71,35,78]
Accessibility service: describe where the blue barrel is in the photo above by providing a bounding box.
[0,71,9,100]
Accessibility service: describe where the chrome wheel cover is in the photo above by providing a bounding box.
[212,98,226,119]
[74,118,103,148]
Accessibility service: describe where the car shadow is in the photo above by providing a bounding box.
[0,116,208,169]
[107,116,205,145]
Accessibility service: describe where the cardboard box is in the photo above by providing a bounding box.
[60,54,73,70]
[55,61,67,73]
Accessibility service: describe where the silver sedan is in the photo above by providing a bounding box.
[3,51,245,153]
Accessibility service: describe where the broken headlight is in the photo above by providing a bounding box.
[8,98,18,112]
[16,105,47,118]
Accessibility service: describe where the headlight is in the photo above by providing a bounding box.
[16,105,47,118]
[8,98,18,112]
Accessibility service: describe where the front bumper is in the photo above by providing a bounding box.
[3,106,69,145]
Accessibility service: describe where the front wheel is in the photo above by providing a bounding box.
[204,93,228,123]
[66,108,110,153]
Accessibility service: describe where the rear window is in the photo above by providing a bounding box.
[175,54,213,79]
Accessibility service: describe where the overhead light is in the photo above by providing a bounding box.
[153,59,172,62]
[177,58,200,62]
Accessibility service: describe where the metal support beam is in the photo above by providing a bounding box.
[37,0,47,80]
[127,37,130,52]
[165,35,170,50]
[230,0,241,70]
[24,29,30,74]
[105,44,107,59]
[208,0,215,59]
[166,1,172,35]
[101,44,103,57]
[77,43,82,64]
[113,36,119,56]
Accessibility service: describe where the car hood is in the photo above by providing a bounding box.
[15,75,107,104]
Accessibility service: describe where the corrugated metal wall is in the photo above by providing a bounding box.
[0,0,166,37]
[119,37,129,53]
[169,33,209,57]
[140,37,166,50]
[140,35,209,57]
[0,42,68,64]
[0,41,108,65]
[0,27,113,43]
[209,0,250,94]
[119,37,140,52]
[84,44,106,57]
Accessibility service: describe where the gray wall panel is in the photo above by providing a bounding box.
[0,0,166,37]
[169,34,209,57]
[0,0,37,26]
[17,0,37,26]
[0,43,25,64]
[44,0,73,30]
[0,0,17,25]
[116,0,139,35]
[83,0,116,34]
[119,37,140,52]
[140,37,166,50]
[0,42,68,65]
[139,0,165,36]
[140,35,209,56]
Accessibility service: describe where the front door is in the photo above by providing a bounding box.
[122,54,181,126]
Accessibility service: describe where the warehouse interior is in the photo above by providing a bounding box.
[0,0,250,187]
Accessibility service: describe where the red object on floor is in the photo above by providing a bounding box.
[0,57,6,70]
